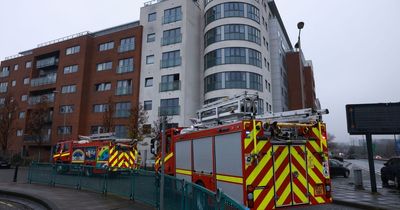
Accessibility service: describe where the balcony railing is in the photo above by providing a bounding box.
[28,93,55,105]
[162,14,182,24]
[116,65,134,74]
[115,87,132,96]
[30,74,57,87]
[160,57,182,68]
[36,57,58,69]
[118,44,135,53]
[115,110,130,118]
[161,34,182,46]
[23,134,51,143]
[159,81,181,92]
[0,71,9,78]
[0,86,7,93]
[159,106,180,116]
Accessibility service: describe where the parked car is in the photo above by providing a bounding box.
[332,156,344,162]
[381,157,400,189]
[329,159,350,178]
[0,157,11,169]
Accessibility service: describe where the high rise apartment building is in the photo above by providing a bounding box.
[0,22,142,159]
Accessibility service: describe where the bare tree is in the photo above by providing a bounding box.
[26,98,50,161]
[151,116,172,138]
[0,94,18,155]
[127,103,149,144]
[102,96,115,133]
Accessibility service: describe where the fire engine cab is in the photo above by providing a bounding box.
[53,133,139,175]
[153,94,332,209]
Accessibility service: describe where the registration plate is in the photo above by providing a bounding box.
[315,184,324,196]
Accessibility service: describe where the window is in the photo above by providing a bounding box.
[61,85,76,94]
[16,130,23,137]
[19,112,25,119]
[161,50,181,68]
[205,4,222,25]
[204,49,223,69]
[66,46,80,55]
[11,80,16,87]
[160,98,180,116]
[60,105,74,113]
[160,74,180,92]
[58,126,72,135]
[0,98,4,105]
[145,78,153,87]
[91,126,105,134]
[148,12,156,22]
[144,101,152,111]
[14,64,19,71]
[205,72,263,93]
[224,24,245,40]
[95,82,111,92]
[117,58,134,73]
[248,49,262,67]
[93,104,109,113]
[115,102,131,118]
[116,80,132,95]
[147,33,156,42]
[224,2,244,17]
[23,78,30,85]
[25,61,32,68]
[63,65,78,74]
[115,125,128,138]
[247,26,261,44]
[21,95,28,101]
[0,82,7,93]
[162,28,182,46]
[119,37,135,52]
[247,4,260,23]
[0,67,9,78]
[225,48,246,64]
[99,41,114,51]
[204,26,222,47]
[146,55,155,64]
[97,61,112,71]
[163,6,182,24]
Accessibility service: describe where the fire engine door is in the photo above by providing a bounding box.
[272,144,309,208]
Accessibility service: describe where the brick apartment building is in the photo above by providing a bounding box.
[0,22,143,159]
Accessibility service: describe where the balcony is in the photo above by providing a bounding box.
[115,87,132,96]
[23,134,51,143]
[0,71,9,78]
[36,57,58,69]
[28,93,55,105]
[118,44,135,53]
[160,57,181,68]
[161,34,182,46]
[159,81,181,92]
[30,74,57,87]
[116,65,134,74]
[0,86,7,93]
[159,106,180,116]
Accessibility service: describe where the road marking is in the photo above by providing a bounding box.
[0,201,13,207]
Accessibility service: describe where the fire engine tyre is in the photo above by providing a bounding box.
[84,167,93,177]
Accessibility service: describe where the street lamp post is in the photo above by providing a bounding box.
[295,22,305,51]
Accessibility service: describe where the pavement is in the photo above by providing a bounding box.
[331,160,400,210]
[0,167,155,210]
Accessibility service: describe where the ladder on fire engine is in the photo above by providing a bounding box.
[78,133,133,143]
[260,108,329,124]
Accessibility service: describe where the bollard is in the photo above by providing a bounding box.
[353,168,364,189]
[13,165,19,182]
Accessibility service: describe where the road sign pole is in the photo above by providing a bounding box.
[159,117,166,210]
[366,134,377,193]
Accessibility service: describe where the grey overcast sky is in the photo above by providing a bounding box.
[1,0,399,142]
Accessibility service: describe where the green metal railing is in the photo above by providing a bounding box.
[28,163,246,210]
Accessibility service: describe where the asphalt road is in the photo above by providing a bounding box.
[346,159,387,175]
[296,204,362,210]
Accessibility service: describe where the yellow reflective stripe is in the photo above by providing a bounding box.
[216,174,243,184]
[124,153,129,160]
[111,151,118,161]
[165,152,173,162]
[277,184,291,206]
[254,163,274,201]
[176,169,192,176]
[246,146,272,185]
[130,151,135,160]
[60,153,70,157]
[244,121,262,149]
[119,153,124,160]
[53,154,60,158]
[110,147,114,154]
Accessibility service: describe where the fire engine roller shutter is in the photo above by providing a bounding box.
[215,132,244,204]
[272,144,309,208]
[175,140,192,182]
[193,137,213,174]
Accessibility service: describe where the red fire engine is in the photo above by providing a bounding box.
[53,133,139,175]
[153,95,332,209]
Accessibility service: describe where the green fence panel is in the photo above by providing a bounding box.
[184,182,218,210]
[79,165,106,194]
[163,175,185,210]
[106,169,133,198]
[53,164,81,189]
[133,170,158,207]
[220,192,247,210]
[29,163,54,185]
